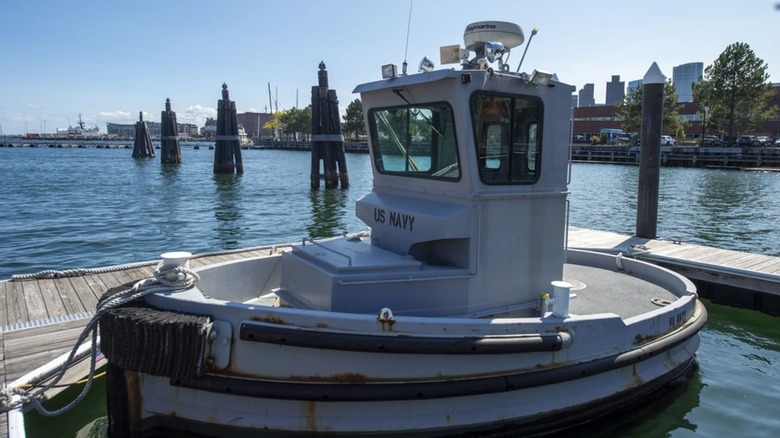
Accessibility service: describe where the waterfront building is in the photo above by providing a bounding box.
[236,112,274,139]
[201,118,217,138]
[573,84,780,142]
[578,83,595,107]
[605,75,625,106]
[107,121,198,139]
[672,62,703,102]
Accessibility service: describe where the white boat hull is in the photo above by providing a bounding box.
[101,249,706,436]
[129,334,700,436]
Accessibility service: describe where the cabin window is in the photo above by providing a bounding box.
[471,94,543,184]
[368,102,460,180]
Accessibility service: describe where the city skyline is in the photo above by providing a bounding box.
[1,0,778,135]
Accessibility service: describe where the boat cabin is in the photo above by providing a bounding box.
[279,22,575,317]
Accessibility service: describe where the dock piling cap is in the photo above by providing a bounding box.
[643,62,666,84]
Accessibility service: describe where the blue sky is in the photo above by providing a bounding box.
[1,0,778,135]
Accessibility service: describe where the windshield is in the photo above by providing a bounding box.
[471,93,543,184]
[368,102,460,180]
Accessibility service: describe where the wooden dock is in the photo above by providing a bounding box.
[569,145,780,169]
[2,229,779,436]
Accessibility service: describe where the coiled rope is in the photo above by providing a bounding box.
[0,261,200,416]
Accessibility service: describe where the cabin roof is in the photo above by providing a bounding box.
[352,69,460,94]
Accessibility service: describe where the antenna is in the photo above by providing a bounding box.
[402,0,413,75]
[516,27,538,73]
[268,83,273,115]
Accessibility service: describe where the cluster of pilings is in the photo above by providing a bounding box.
[160,98,182,164]
[310,62,348,189]
[213,83,244,174]
[132,98,181,164]
[131,66,350,180]
[131,112,155,159]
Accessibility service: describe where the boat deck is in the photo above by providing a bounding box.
[565,263,676,319]
[2,228,780,436]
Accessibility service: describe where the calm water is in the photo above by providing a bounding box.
[2,147,779,437]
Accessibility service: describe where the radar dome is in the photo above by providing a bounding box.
[463,21,524,51]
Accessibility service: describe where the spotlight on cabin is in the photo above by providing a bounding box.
[484,42,506,64]
[382,64,398,79]
[530,69,553,86]
[418,56,434,73]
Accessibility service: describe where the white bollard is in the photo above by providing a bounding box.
[160,251,192,270]
[551,280,573,318]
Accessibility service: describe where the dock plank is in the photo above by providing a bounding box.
[21,279,48,322]
[52,277,87,316]
[5,281,29,326]
[732,255,780,272]
[69,276,99,311]
[97,271,123,290]
[33,278,67,318]
[4,321,92,382]
[0,282,8,328]
[83,274,110,303]
[111,268,145,286]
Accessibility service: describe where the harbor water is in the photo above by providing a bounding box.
[2,146,779,437]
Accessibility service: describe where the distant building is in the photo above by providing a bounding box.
[199,113,273,139]
[236,112,273,139]
[572,84,780,141]
[201,118,217,138]
[571,94,578,109]
[106,121,198,139]
[578,83,595,107]
[672,62,703,102]
[107,122,158,138]
[177,123,198,138]
[627,79,642,96]
[605,75,625,106]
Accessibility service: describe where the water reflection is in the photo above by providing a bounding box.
[551,365,703,437]
[690,170,777,250]
[212,173,244,248]
[306,189,349,238]
[570,164,780,255]
[153,163,185,247]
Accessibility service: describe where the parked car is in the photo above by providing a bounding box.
[660,135,676,145]
[774,138,780,147]
[755,136,771,146]
[702,135,723,146]
[736,135,757,146]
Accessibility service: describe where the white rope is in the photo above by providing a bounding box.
[0,262,200,416]
[10,231,371,281]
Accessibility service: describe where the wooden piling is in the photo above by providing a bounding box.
[310,62,349,189]
[213,84,244,174]
[160,98,182,164]
[131,112,155,159]
[636,63,665,239]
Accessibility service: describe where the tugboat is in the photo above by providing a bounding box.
[100,21,706,436]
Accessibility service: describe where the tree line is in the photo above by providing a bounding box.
[262,99,365,141]
[616,42,776,142]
